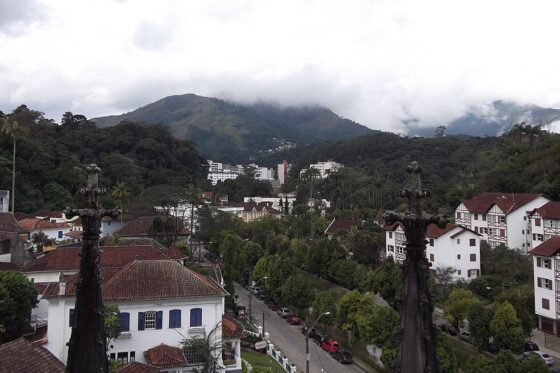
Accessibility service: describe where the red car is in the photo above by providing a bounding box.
[321,340,341,354]
[286,315,301,325]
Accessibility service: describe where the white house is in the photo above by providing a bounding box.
[42,259,240,372]
[454,192,549,253]
[207,160,244,186]
[17,217,72,242]
[300,161,342,179]
[101,216,125,237]
[527,201,560,251]
[385,223,481,281]
[529,236,560,337]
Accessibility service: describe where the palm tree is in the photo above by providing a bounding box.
[1,118,29,213]
[111,181,130,224]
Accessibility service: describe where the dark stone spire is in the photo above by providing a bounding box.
[64,164,119,373]
[384,161,446,373]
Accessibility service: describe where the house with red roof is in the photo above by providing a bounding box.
[237,201,282,223]
[527,201,560,251]
[0,212,31,265]
[386,223,481,282]
[17,217,72,243]
[454,192,549,252]
[324,218,363,240]
[41,259,239,370]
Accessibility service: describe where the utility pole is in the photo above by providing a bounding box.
[384,162,446,373]
[65,164,119,373]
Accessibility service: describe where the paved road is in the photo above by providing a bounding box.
[234,283,366,373]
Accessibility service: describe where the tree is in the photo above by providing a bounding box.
[371,256,403,310]
[435,125,446,138]
[1,118,29,212]
[181,323,221,373]
[435,331,458,372]
[495,284,535,336]
[31,231,54,252]
[111,181,130,224]
[0,271,38,343]
[432,266,456,303]
[355,296,399,348]
[280,274,314,311]
[490,301,524,354]
[311,290,338,325]
[104,305,121,351]
[443,288,480,330]
[337,290,363,339]
[467,303,493,351]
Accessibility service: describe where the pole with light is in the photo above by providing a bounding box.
[248,276,268,323]
[306,311,330,373]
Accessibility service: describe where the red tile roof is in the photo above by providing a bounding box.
[145,344,188,368]
[64,231,83,239]
[0,338,65,372]
[115,216,190,237]
[22,245,172,273]
[165,244,187,260]
[223,315,244,339]
[325,219,363,235]
[17,218,70,231]
[117,362,159,373]
[531,201,560,220]
[461,193,543,215]
[529,236,560,257]
[238,202,281,214]
[384,222,403,232]
[32,210,64,219]
[426,223,457,238]
[0,212,29,235]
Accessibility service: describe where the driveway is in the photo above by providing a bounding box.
[234,283,367,373]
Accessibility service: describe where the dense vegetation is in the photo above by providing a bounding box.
[0,105,207,212]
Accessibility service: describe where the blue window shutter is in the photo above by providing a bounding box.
[138,312,145,331]
[156,311,163,329]
[119,312,130,332]
[169,309,181,328]
[190,308,202,327]
[69,308,76,328]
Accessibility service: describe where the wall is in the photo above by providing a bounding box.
[533,256,556,320]
[427,229,480,281]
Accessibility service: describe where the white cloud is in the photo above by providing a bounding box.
[1,0,560,132]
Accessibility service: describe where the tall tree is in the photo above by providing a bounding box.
[490,301,524,354]
[0,118,29,212]
[111,181,130,224]
[0,271,38,343]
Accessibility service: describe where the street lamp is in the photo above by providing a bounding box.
[248,276,268,322]
[306,311,330,373]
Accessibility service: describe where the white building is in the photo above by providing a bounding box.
[300,161,342,179]
[277,161,290,185]
[0,190,9,213]
[529,237,560,337]
[252,166,274,182]
[207,160,244,186]
[385,222,481,281]
[527,201,560,251]
[454,192,549,252]
[17,217,72,242]
[243,197,295,214]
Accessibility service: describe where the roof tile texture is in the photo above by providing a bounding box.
[462,192,542,215]
[0,338,65,373]
[529,236,560,257]
[145,343,188,368]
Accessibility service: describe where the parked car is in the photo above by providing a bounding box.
[277,307,290,318]
[331,351,353,364]
[255,291,266,300]
[286,315,301,325]
[459,331,472,343]
[322,340,341,354]
[524,341,539,352]
[438,323,458,336]
[312,333,329,346]
[265,301,279,311]
[523,351,554,366]
[301,326,317,338]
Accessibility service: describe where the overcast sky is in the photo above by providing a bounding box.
[1,0,559,132]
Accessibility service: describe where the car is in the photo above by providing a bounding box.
[524,341,539,352]
[321,340,341,354]
[255,291,266,300]
[277,307,290,318]
[286,315,301,325]
[438,323,458,336]
[301,326,317,338]
[331,351,353,364]
[459,331,472,343]
[312,333,329,346]
[523,351,554,367]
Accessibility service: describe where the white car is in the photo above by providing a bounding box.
[524,351,554,367]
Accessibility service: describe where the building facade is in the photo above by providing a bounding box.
[528,201,560,251]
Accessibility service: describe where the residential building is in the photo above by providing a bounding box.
[0,190,9,213]
[114,216,190,242]
[324,218,363,240]
[385,223,481,281]
[0,212,31,265]
[529,237,560,339]
[243,196,295,214]
[277,160,290,185]
[454,192,549,252]
[300,161,342,179]
[237,202,282,223]
[17,217,72,242]
[202,192,229,206]
[528,201,560,250]
[207,160,244,186]
[101,216,124,237]
[0,338,65,372]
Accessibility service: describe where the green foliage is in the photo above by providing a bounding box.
[355,295,399,348]
[489,302,524,354]
[443,288,480,329]
[311,290,338,325]
[280,274,314,311]
[337,290,363,336]
[464,349,548,373]
[0,271,38,343]
[436,332,458,373]
[480,244,532,286]
[214,175,274,203]
[467,303,493,351]
[494,285,535,336]
[104,305,121,350]
[371,256,403,310]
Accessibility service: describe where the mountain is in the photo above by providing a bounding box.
[406,101,560,137]
[92,94,373,163]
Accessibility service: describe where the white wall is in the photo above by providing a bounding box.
[101,220,124,237]
[533,256,556,320]
[426,229,481,281]
[507,196,550,251]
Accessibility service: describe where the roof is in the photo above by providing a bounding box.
[0,262,18,271]
[115,216,190,237]
[529,236,560,257]
[64,231,83,239]
[237,202,281,214]
[145,344,188,368]
[222,315,244,339]
[324,219,363,235]
[22,245,172,273]
[531,201,560,220]
[461,193,543,215]
[0,338,65,372]
[117,362,159,373]
[0,212,29,236]
[17,218,70,231]
[32,210,64,219]
[384,222,403,232]
[426,223,457,238]
[43,259,226,301]
[165,244,187,260]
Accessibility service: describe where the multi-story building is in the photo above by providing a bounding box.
[527,201,560,250]
[300,161,343,179]
[243,196,296,214]
[385,222,481,281]
[454,192,549,252]
[277,160,290,185]
[529,237,560,338]
[207,160,244,186]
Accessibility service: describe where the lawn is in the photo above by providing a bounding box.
[241,348,286,373]
[445,334,481,368]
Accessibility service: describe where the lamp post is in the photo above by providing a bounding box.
[248,276,268,323]
[306,311,330,373]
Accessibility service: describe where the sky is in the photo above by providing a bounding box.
[1,0,560,133]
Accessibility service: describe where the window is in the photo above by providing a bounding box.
[58,231,63,239]
[470,254,476,262]
[522,229,525,234]
[138,311,162,330]
[190,308,202,327]
[457,270,462,275]
[429,239,434,247]
[388,245,394,252]
[474,227,478,233]
[535,234,544,241]
[482,215,486,221]
[430,254,434,262]
[474,214,478,220]
[500,216,505,224]
[130,351,135,362]
[119,312,130,332]
[169,309,181,329]
[456,212,461,219]
[388,232,392,239]
[69,308,76,327]
[537,278,553,290]
[535,218,541,226]
[469,239,476,246]
[117,352,128,363]
[500,229,506,237]
[543,298,550,310]
[483,227,488,234]
[456,239,460,244]
[457,254,461,260]
[537,257,552,269]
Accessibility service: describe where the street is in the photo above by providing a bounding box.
[234,283,368,373]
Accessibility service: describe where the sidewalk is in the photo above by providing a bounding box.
[531,329,560,360]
